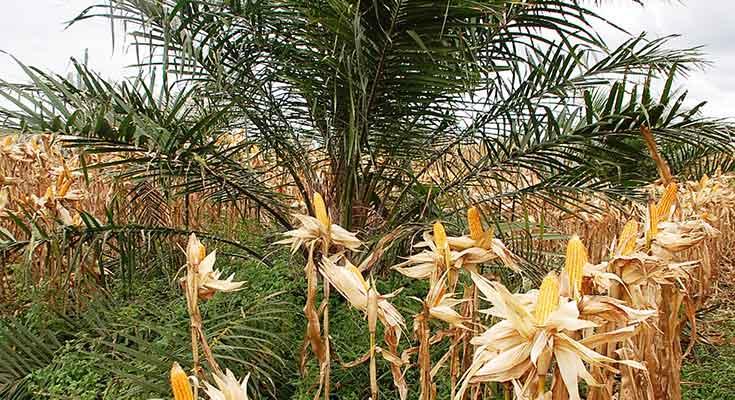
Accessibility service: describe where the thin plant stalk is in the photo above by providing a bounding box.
[368,283,379,400]
[416,303,434,400]
[185,255,223,377]
[320,220,332,400]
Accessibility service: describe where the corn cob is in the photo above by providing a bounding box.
[170,362,194,400]
[313,192,331,228]
[656,182,678,222]
[434,221,447,249]
[467,206,484,242]
[535,273,560,325]
[186,233,205,267]
[565,235,588,300]
[646,201,659,245]
[617,219,639,256]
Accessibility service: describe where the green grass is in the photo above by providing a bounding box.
[682,316,735,400]
[682,343,735,399]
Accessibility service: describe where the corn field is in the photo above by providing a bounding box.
[2,1,735,399]
[1,124,734,399]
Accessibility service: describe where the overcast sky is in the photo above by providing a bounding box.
[1,0,733,117]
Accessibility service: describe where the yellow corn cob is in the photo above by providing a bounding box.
[433,221,448,249]
[55,170,65,189]
[617,219,639,256]
[564,235,587,300]
[467,206,484,241]
[655,182,678,222]
[62,159,72,179]
[313,192,331,228]
[535,273,560,325]
[170,362,194,400]
[198,245,206,263]
[699,174,710,190]
[433,221,452,272]
[186,233,205,267]
[646,201,659,244]
[58,178,72,197]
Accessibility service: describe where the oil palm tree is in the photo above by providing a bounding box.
[1,0,732,247]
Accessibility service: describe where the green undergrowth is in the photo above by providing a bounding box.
[682,316,735,399]
[0,220,301,399]
[0,217,481,399]
[5,218,731,399]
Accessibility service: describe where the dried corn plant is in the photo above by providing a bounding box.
[169,233,251,400]
[277,192,361,400]
[544,180,721,400]
[611,185,717,400]
[0,133,266,308]
[454,231,656,400]
[391,217,520,400]
[0,133,116,304]
[273,184,728,400]
[3,130,730,400]
[319,255,406,399]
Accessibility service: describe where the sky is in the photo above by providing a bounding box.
[0,0,733,118]
[592,0,735,118]
[0,1,134,81]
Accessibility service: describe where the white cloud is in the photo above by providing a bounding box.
[0,0,133,82]
[592,0,735,118]
[0,1,732,117]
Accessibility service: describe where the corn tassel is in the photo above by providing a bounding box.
[170,362,194,400]
[534,273,560,325]
[565,235,587,300]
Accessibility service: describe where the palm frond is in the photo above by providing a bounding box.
[0,320,69,399]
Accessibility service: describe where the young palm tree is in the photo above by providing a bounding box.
[2,0,731,239]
